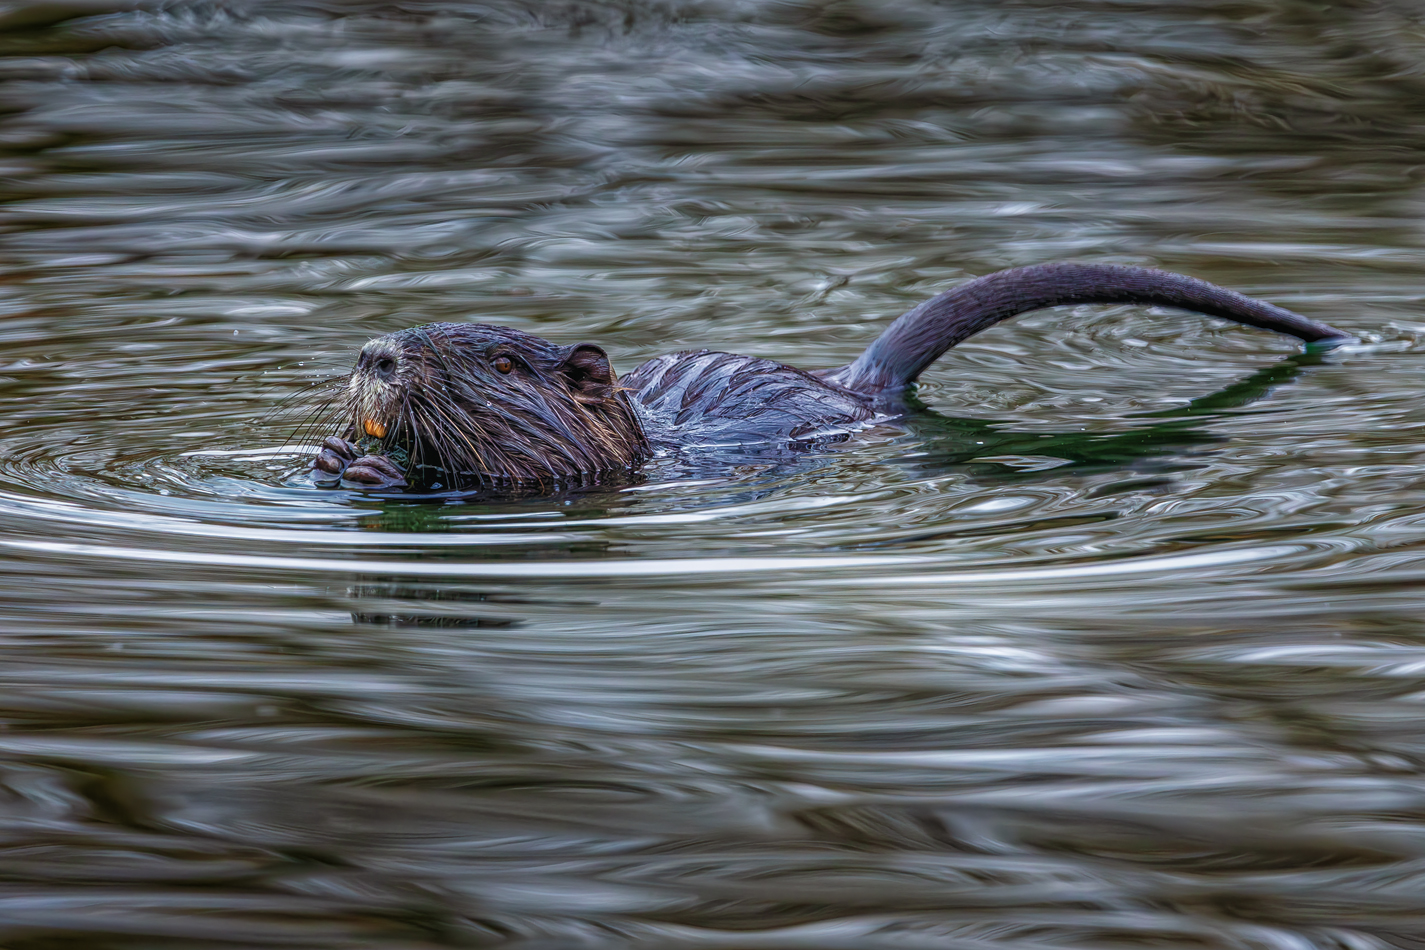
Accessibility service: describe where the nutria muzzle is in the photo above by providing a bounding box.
[346,338,407,442]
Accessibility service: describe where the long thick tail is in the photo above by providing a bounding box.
[825,263,1350,396]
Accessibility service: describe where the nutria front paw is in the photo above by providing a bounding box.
[340,455,409,491]
[312,436,359,487]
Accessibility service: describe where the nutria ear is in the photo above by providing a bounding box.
[561,344,616,404]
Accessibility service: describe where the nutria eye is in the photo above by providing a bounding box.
[374,357,396,380]
[493,356,513,374]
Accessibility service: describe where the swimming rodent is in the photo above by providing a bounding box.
[311,262,1349,492]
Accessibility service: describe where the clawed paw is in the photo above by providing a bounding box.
[312,438,407,490]
[312,437,359,486]
[340,455,409,491]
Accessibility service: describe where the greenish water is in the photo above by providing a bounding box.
[2,2,1425,947]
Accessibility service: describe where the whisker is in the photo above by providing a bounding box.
[312,323,651,494]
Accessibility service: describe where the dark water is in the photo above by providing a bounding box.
[3,1,1425,947]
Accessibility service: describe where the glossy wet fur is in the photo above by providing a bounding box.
[313,263,1351,493]
[315,324,649,491]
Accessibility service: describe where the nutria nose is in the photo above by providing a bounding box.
[359,343,399,382]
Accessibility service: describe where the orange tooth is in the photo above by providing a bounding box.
[363,419,387,439]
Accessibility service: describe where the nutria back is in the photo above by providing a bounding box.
[621,351,878,448]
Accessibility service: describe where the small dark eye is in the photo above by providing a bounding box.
[374,357,396,379]
[493,356,513,374]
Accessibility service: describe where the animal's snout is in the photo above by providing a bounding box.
[358,342,400,382]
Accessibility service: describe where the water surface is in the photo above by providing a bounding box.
[2,2,1425,947]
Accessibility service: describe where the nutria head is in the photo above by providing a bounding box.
[342,322,650,491]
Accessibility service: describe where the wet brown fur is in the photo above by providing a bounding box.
[341,322,649,491]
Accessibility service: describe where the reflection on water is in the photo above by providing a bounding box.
[3,1,1425,947]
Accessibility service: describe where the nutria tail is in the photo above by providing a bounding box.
[825,263,1352,396]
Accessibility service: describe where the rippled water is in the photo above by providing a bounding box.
[3,1,1425,947]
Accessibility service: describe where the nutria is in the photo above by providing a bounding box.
[311,262,1348,492]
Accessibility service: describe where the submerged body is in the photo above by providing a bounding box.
[312,263,1349,492]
